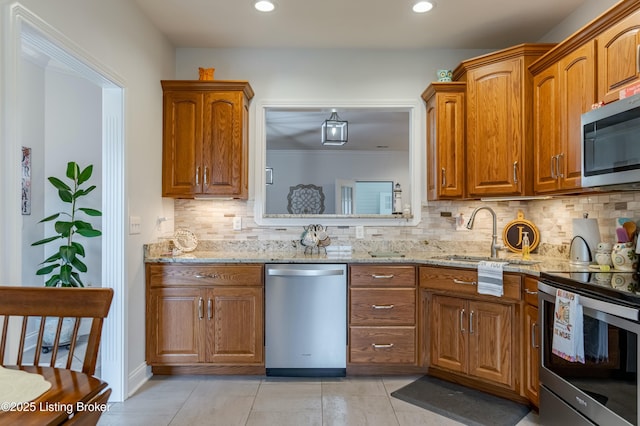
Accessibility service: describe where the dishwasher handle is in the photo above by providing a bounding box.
[267,267,345,277]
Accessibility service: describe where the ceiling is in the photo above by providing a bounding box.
[133,0,587,50]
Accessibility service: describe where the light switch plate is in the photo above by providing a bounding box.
[129,216,141,235]
[355,225,364,239]
[233,216,242,231]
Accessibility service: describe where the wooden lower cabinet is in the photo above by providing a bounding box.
[146,263,264,374]
[420,266,524,402]
[430,294,513,387]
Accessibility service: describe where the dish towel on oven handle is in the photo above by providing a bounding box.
[552,288,585,364]
[477,261,508,297]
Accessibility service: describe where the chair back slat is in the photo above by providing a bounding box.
[0,286,114,376]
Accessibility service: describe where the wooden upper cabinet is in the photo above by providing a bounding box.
[533,41,596,194]
[422,82,466,200]
[597,9,640,103]
[161,81,254,199]
[460,44,554,197]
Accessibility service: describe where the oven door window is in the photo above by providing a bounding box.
[542,298,638,425]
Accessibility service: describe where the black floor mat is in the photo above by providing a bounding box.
[391,375,530,426]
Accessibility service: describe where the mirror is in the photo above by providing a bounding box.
[254,101,422,226]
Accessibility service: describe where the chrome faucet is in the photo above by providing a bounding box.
[466,206,501,259]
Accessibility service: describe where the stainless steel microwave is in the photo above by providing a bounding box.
[582,93,640,188]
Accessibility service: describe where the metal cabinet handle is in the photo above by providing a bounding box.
[513,161,518,184]
[460,309,465,333]
[195,273,220,279]
[198,297,204,320]
[203,166,209,187]
[372,274,394,279]
[469,311,474,334]
[371,343,394,349]
[195,166,200,186]
[637,44,640,74]
[207,299,212,320]
[557,153,565,178]
[550,156,557,180]
[525,289,538,295]
[531,322,539,348]
[371,304,394,310]
[453,278,477,286]
[441,168,446,188]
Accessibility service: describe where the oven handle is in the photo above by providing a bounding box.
[538,280,640,321]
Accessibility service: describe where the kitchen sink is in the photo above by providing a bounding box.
[435,255,540,266]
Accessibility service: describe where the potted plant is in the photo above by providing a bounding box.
[31,161,102,349]
[32,161,102,287]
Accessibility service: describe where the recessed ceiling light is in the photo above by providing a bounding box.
[412,1,434,13]
[254,0,276,12]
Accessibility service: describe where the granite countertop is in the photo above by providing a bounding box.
[144,245,576,276]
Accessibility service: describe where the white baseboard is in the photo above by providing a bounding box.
[127,362,152,398]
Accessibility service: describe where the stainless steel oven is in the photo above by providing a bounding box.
[538,272,640,425]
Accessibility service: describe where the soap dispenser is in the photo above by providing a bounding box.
[521,231,531,260]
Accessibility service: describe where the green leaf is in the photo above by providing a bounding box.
[54,221,74,236]
[58,189,73,203]
[78,208,102,217]
[70,272,84,287]
[38,213,60,223]
[48,176,71,192]
[59,245,77,260]
[66,162,80,181]
[32,235,62,246]
[60,264,73,284]
[71,256,87,273]
[45,275,61,287]
[36,264,60,275]
[75,185,96,198]
[78,165,93,185]
[74,220,93,230]
[41,252,62,264]
[76,228,102,238]
[71,242,86,257]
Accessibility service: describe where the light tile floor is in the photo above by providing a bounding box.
[98,375,541,426]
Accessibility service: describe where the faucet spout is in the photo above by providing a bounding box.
[466,206,499,259]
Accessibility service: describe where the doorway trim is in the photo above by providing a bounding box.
[2,3,128,401]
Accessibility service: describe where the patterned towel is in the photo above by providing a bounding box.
[477,261,508,297]
[552,288,585,363]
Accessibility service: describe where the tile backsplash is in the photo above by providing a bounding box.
[172,191,640,256]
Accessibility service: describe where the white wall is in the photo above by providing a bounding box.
[1,0,175,398]
[539,0,621,42]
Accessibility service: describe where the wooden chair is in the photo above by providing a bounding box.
[0,286,113,376]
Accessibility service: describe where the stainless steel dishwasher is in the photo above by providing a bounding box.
[265,263,347,377]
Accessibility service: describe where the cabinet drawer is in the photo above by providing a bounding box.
[148,264,263,287]
[419,266,521,300]
[524,276,539,306]
[349,327,416,364]
[350,288,415,325]
[350,265,416,288]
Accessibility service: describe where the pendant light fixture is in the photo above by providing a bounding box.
[321,111,348,146]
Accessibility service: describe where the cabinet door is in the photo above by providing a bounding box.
[467,300,513,387]
[524,304,540,407]
[558,41,596,191]
[147,287,205,364]
[426,86,465,199]
[202,91,247,198]
[206,286,264,364]
[162,91,203,197]
[533,64,560,194]
[597,9,640,103]
[467,59,522,196]
[430,295,466,373]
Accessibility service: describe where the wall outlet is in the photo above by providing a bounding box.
[355,225,365,239]
[232,216,242,231]
[129,215,141,235]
